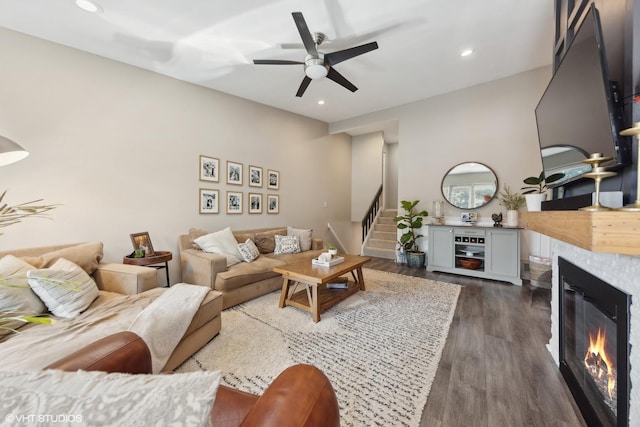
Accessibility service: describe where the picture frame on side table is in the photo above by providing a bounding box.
[199,188,219,214]
[227,191,243,214]
[249,165,263,187]
[267,169,279,190]
[267,194,279,214]
[130,232,155,257]
[199,155,219,182]
[227,161,243,185]
[248,193,262,214]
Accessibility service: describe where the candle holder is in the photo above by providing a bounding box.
[433,201,445,225]
[579,153,617,211]
[617,122,640,211]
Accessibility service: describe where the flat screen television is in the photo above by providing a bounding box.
[535,4,631,188]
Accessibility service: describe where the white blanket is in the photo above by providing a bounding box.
[128,283,209,373]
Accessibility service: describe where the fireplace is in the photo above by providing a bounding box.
[559,257,631,427]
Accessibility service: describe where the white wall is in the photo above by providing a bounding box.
[351,132,383,222]
[384,143,399,209]
[0,28,353,283]
[331,67,553,259]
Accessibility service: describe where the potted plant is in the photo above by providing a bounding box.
[498,186,525,227]
[394,200,428,268]
[521,171,565,211]
[327,243,338,256]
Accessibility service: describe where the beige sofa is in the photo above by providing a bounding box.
[178,227,323,309]
[0,242,222,372]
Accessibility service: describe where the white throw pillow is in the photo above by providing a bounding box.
[27,258,99,318]
[0,369,221,427]
[194,227,243,267]
[274,235,301,255]
[237,239,260,263]
[287,226,313,251]
[0,255,46,335]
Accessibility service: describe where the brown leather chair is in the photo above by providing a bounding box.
[46,332,340,427]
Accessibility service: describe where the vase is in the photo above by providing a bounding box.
[406,251,426,268]
[525,193,547,211]
[506,210,519,227]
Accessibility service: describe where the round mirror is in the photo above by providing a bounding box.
[441,162,498,209]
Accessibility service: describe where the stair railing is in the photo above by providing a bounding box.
[361,185,383,242]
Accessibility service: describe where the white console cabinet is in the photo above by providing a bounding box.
[427,225,522,286]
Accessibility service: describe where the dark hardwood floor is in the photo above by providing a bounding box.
[365,257,586,427]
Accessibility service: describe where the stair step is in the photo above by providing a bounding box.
[371,230,396,241]
[377,216,396,225]
[366,238,396,250]
[362,246,396,260]
[380,209,397,218]
[375,224,396,233]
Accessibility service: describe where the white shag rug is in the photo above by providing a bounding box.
[177,268,460,427]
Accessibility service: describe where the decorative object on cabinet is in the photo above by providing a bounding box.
[199,155,219,182]
[498,186,525,227]
[432,201,445,225]
[618,122,640,211]
[249,165,263,187]
[267,169,280,190]
[460,212,477,223]
[521,170,565,211]
[394,200,428,268]
[248,193,262,214]
[441,162,497,209]
[226,191,243,214]
[491,213,503,227]
[578,153,617,211]
[267,194,279,214]
[199,188,219,214]
[130,232,155,257]
[428,225,522,285]
[226,161,243,185]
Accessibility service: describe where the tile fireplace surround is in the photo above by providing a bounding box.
[521,212,640,425]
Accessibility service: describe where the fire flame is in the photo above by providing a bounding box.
[584,327,616,399]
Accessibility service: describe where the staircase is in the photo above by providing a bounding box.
[362,209,397,260]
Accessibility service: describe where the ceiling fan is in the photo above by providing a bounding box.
[253,12,378,97]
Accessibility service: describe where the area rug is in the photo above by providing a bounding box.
[176,268,460,427]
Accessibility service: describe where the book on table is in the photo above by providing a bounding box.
[326,276,349,289]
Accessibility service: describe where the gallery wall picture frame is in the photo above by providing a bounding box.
[227,191,243,214]
[199,155,219,182]
[248,193,263,214]
[199,188,219,214]
[130,232,155,256]
[267,169,280,190]
[227,161,243,185]
[267,194,279,214]
[249,165,263,187]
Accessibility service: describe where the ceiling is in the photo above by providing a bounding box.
[0,0,554,140]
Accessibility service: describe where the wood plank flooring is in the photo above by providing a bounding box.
[365,257,586,427]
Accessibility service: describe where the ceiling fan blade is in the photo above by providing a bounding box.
[296,76,312,97]
[326,67,357,92]
[325,41,378,66]
[292,12,318,57]
[253,59,304,65]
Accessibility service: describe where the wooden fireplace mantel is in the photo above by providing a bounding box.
[520,211,640,256]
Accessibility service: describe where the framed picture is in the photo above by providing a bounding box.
[227,161,243,185]
[199,188,219,214]
[227,191,243,214]
[248,193,262,214]
[249,165,263,187]
[267,169,280,190]
[199,155,219,182]
[130,232,155,256]
[267,194,279,214]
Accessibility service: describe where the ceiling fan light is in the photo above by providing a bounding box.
[305,64,328,79]
[0,135,29,166]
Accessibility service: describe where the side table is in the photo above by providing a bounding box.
[123,250,172,287]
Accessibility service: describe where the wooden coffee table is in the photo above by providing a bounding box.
[273,254,370,322]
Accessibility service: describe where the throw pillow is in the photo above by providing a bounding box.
[287,226,313,251]
[20,242,104,275]
[274,235,301,255]
[27,258,99,318]
[0,255,46,335]
[194,227,243,267]
[254,228,287,253]
[0,369,221,427]
[237,239,260,263]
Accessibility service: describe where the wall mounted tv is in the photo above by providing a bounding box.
[535,4,631,188]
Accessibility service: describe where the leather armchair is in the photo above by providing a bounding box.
[46,332,340,427]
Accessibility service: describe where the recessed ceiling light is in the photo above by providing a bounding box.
[460,49,474,57]
[75,0,103,13]
[317,100,325,105]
